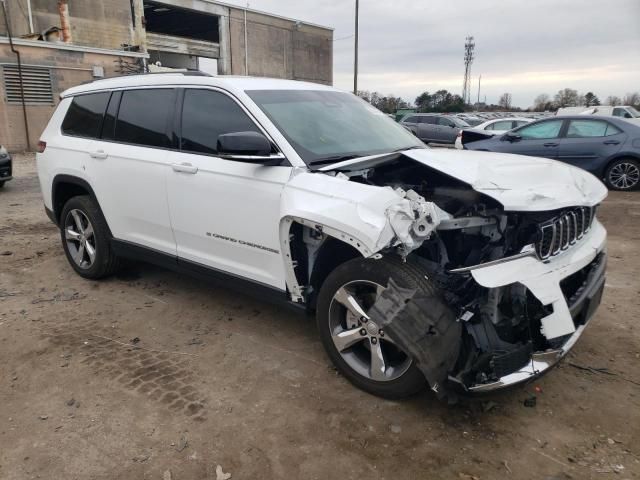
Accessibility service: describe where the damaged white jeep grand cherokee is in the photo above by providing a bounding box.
[37,73,607,401]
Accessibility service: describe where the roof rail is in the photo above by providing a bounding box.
[79,69,212,85]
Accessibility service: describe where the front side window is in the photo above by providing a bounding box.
[514,120,529,127]
[516,119,564,139]
[114,89,174,148]
[567,120,622,138]
[246,90,423,165]
[180,89,261,155]
[420,116,437,124]
[612,108,626,117]
[61,92,110,138]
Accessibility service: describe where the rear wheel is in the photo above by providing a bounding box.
[60,195,120,279]
[316,256,446,399]
[0,181,5,188]
[605,158,640,191]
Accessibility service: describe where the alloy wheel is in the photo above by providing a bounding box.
[328,280,412,382]
[609,162,640,190]
[64,209,96,269]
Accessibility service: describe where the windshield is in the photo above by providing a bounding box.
[246,90,424,165]
[628,106,640,118]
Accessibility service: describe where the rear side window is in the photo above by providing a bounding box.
[61,92,110,138]
[437,117,454,127]
[180,89,260,155]
[567,120,622,138]
[403,116,418,123]
[420,116,437,124]
[114,89,174,148]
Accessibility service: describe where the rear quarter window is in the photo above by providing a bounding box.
[61,92,110,138]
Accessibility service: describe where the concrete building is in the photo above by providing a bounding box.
[0,0,333,150]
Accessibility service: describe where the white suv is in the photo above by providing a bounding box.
[37,73,608,401]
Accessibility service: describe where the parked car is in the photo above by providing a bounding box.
[454,117,532,149]
[456,114,484,126]
[37,73,607,401]
[400,114,470,144]
[557,105,640,125]
[0,144,12,188]
[464,116,640,190]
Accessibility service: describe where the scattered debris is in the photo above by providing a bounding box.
[39,415,48,420]
[481,401,498,412]
[524,396,537,408]
[216,465,231,480]
[1,251,13,256]
[132,453,150,463]
[66,398,75,407]
[131,337,141,345]
[163,470,173,480]
[458,473,479,480]
[502,460,512,474]
[390,425,402,434]
[176,436,188,452]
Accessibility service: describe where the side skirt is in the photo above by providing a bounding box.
[110,239,307,315]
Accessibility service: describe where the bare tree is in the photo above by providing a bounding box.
[533,93,553,111]
[623,92,640,107]
[554,88,579,108]
[498,92,513,110]
[606,95,622,106]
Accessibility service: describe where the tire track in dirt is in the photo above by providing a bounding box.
[41,322,208,422]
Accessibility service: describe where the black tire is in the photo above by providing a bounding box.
[316,255,448,399]
[60,195,120,279]
[0,181,5,188]
[604,158,640,191]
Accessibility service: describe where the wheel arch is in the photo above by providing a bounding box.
[603,152,640,175]
[51,175,112,235]
[279,216,372,307]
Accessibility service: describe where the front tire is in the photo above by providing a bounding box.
[605,158,640,191]
[60,195,120,279]
[316,256,447,399]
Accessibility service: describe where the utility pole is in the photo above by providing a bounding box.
[462,36,475,105]
[353,0,359,94]
[477,74,481,107]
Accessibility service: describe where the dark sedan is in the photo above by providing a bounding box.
[463,116,640,190]
[0,144,12,188]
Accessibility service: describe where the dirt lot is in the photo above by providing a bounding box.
[1,154,639,480]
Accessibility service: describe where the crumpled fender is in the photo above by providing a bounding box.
[280,171,443,257]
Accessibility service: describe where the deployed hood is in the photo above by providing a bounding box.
[323,148,608,212]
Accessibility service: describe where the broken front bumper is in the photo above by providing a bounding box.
[461,219,607,393]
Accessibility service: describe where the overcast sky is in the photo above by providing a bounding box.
[223,0,640,108]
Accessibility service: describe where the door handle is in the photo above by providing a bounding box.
[171,162,198,174]
[543,142,559,147]
[603,140,620,145]
[90,150,108,159]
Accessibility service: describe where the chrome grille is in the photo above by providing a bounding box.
[537,207,595,260]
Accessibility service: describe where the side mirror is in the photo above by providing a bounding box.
[218,131,271,156]
[503,132,522,142]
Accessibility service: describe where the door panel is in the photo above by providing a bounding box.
[558,119,625,173]
[166,87,290,289]
[87,88,177,255]
[167,154,291,288]
[496,119,564,159]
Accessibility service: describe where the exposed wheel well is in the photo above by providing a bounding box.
[286,222,363,310]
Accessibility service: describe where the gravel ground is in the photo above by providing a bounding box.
[1,153,639,480]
